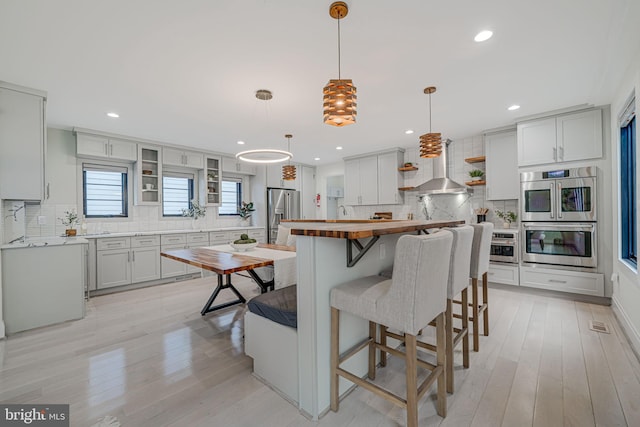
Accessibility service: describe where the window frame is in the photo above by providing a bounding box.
[80,162,130,219]
[218,175,243,216]
[619,95,636,267]
[161,170,196,217]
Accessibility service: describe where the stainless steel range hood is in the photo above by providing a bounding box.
[414,139,467,195]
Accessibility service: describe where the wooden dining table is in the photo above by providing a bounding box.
[161,243,295,315]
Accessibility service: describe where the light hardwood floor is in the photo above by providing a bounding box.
[1,275,640,427]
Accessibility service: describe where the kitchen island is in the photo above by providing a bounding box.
[274,219,464,419]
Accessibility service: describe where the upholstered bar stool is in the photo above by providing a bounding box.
[330,231,453,426]
[469,223,493,352]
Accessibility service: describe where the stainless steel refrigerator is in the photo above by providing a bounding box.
[267,188,301,244]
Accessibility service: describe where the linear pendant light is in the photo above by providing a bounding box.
[323,2,357,127]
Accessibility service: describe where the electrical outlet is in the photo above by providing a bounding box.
[379,243,386,259]
[37,216,47,225]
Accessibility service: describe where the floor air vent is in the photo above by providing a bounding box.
[589,320,611,334]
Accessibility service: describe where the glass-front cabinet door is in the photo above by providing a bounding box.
[204,156,221,206]
[135,145,162,205]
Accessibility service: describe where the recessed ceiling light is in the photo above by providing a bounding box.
[314,157,321,161]
[474,30,493,42]
[405,129,414,135]
[336,146,343,150]
[508,105,521,111]
[237,140,245,145]
[106,112,119,118]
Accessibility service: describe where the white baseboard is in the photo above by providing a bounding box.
[612,294,640,358]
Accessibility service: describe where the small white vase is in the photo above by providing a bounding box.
[503,222,511,229]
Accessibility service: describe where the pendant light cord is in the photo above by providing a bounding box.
[337,9,341,79]
[428,92,432,133]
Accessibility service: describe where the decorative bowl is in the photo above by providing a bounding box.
[230,241,259,252]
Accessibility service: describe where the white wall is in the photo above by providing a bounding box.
[610,46,640,355]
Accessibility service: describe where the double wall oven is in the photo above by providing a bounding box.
[521,167,597,268]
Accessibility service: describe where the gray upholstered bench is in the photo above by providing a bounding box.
[247,285,297,328]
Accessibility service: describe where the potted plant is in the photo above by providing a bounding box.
[59,209,79,236]
[403,162,413,167]
[469,169,484,181]
[182,199,206,228]
[239,201,255,224]
[495,209,517,228]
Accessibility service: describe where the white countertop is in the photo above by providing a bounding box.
[1,236,89,249]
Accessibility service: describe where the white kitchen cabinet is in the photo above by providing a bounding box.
[222,156,257,175]
[135,145,162,205]
[203,156,222,206]
[76,133,137,161]
[97,248,132,289]
[2,243,86,334]
[377,151,403,205]
[163,147,204,169]
[520,265,604,297]
[209,231,230,245]
[517,109,602,166]
[0,82,47,201]
[161,234,189,278]
[248,228,266,243]
[556,109,603,162]
[485,130,519,200]
[186,232,210,273]
[97,236,161,288]
[488,263,519,286]
[344,156,377,205]
[344,149,403,206]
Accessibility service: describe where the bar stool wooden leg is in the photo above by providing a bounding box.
[330,307,340,412]
[368,321,377,380]
[461,288,470,368]
[436,312,447,417]
[380,325,387,367]
[445,299,454,394]
[405,333,418,427]
[482,272,489,336]
[472,278,480,352]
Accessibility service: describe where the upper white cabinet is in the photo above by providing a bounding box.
[222,156,257,175]
[163,147,204,169]
[344,149,403,206]
[0,82,47,201]
[485,130,519,200]
[377,151,403,205]
[77,133,137,162]
[134,145,162,205]
[517,109,602,166]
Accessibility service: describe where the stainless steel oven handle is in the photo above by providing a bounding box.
[557,182,563,219]
[549,182,555,219]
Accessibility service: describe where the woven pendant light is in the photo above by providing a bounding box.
[323,2,357,127]
[419,87,443,158]
[282,134,297,181]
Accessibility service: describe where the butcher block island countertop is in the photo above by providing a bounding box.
[282,219,465,239]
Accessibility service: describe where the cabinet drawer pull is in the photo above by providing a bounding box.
[548,279,567,284]
[107,243,120,247]
[139,240,154,244]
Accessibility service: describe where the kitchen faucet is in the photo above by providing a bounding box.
[338,205,347,216]
[9,235,25,244]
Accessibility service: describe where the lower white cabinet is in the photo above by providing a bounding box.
[97,236,161,289]
[519,265,604,297]
[488,263,519,286]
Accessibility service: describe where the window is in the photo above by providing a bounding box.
[163,173,194,216]
[219,177,242,215]
[620,97,636,265]
[83,164,128,218]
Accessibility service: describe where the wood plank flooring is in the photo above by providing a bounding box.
[1,277,640,426]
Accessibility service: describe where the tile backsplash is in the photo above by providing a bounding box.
[2,201,245,242]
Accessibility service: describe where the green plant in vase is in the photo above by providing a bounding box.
[59,209,79,236]
[469,169,484,181]
[495,209,517,228]
[239,201,255,224]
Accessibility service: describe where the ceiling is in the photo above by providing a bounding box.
[1,0,639,165]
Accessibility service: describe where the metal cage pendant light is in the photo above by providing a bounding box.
[323,2,357,127]
[419,86,443,158]
[282,134,296,181]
